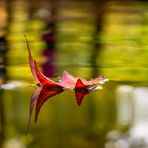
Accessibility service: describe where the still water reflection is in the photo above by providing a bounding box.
[0,1,148,148]
[1,80,148,148]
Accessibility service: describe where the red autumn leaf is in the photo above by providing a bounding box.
[60,71,107,89]
[25,35,108,128]
[25,35,64,129]
[33,59,64,120]
[60,71,107,105]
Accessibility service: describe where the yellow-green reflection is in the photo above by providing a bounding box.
[0,1,148,148]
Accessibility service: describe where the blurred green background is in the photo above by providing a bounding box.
[0,0,148,148]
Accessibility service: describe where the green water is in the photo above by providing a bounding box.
[0,1,148,148]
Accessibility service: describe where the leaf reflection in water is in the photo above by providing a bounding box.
[25,35,108,131]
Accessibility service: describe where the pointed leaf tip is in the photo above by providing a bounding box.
[26,87,42,132]
[25,35,39,82]
[75,79,84,88]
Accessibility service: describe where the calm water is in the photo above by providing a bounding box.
[0,1,148,148]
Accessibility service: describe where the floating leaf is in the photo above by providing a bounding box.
[25,35,63,131]
[25,35,108,127]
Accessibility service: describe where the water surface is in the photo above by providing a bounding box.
[0,1,148,148]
